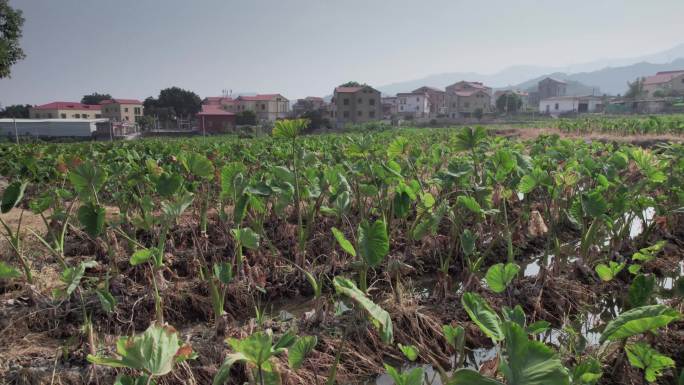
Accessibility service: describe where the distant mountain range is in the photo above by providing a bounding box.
[377,44,684,97]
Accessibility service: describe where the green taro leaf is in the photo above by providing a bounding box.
[69,163,107,199]
[457,195,482,215]
[600,305,680,342]
[582,191,608,218]
[625,342,675,382]
[130,248,155,266]
[442,325,465,350]
[502,305,526,328]
[78,203,106,237]
[288,335,317,370]
[461,292,504,341]
[449,368,505,385]
[0,261,21,279]
[397,344,419,361]
[594,261,625,282]
[571,358,602,385]
[526,321,551,335]
[500,321,570,385]
[213,262,234,284]
[628,274,656,308]
[212,352,248,385]
[114,375,152,385]
[331,227,356,257]
[183,153,214,180]
[1,181,27,213]
[485,263,520,293]
[333,276,393,344]
[357,220,389,268]
[97,289,117,313]
[385,364,424,385]
[155,173,183,197]
[231,227,260,249]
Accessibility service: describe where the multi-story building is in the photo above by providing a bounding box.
[203,96,237,113]
[381,96,398,118]
[412,86,447,116]
[235,94,289,122]
[292,96,326,117]
[539,95,603,115]
[99,99,143,122]
[642,70,684,97]
[396,91,430,118]
[445,81,492,118]
[538,78,567,99]
[29,102,102,119]
[331,85,382,127]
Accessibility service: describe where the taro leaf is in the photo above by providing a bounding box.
[272,119,307,139]
[594,261,625,282]
[571,358,602,385]
[442,325,465,351]
[69,163,107,199]
[227,331,273,366]
[457,195,482,215]
[357,220,389,268]
[184,153,214,180]
[114,375,152,385]
[213,262,234,284]
[460,229,476,256]
[632,241,667,263]
[397,344,419,361]
[0,261,21,279]
[385,364,424,385]
[77,203,106,237]
[387,137,409,159]
[625,342,675,382]
[448,368,505,385]
[87,323,191,376]
[161,193,194,221]
[333,276,393,344]
[679,367,684,385]
[526,321,551,335]
[233,193,249,223]
[288,335,317,370]
[628,274,656,308]
[155,173,183,198]
[502,305,526,328]
[273,330,297,351]
[331,227,356,257]
[212,352,248,385]
[231,227,260,249]
[628,264,642,275]
[600,305,680,343]
[220,162,246,200]
[97,289,117,313]
[58,261,97,298]
[461,292,504,341]
[412,203,447,241]
[582,191,608,218]
[1,181,27,213]
[500,321,570,385]
[393,191,411,218]
[485,263,520,293]
[518,175,538,195]
[130,248,155,266]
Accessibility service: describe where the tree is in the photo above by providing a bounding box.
[0,104,30,118]
[496,93,523,114]
[300,109,330,131]
[157,87,201,118]
[339,81,368,88]
[235,110,257,125]
[0,0,25,78]
[625,77,645,99]
[81,93,112,105]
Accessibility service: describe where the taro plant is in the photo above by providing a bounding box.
[485,262,520,294]
[213,329,317,385]
[0,180,33,283]
[331,219,389,294]
[333,276,393,344]
[87,323,196,385]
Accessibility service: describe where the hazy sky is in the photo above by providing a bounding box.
[1,0,683,105]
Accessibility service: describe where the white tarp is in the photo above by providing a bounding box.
[0,119,108,137]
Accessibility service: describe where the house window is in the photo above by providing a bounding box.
[464,102,470,108]
[400,106,404,111]
[555,103,559,110]
[369,99,375,106]
[357,110,362,117]
[369,111,375,118]
[261,104,266,110]
[124,107,129,112]
[416,97,419,102]
[61,113,66,118]
[82,114,88,119]
[343,98,349,106]
[343,111,349,118]
[125,116,129,121]
[47,113,53,118]
[134,107,141,115]
[357,98,362,104]
[74,114,80,118]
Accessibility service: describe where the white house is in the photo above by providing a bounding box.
[396,92,430,118]
[539,96,603,115]
[0,118,109,138]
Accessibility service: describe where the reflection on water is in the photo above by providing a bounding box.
[629,207,656,238]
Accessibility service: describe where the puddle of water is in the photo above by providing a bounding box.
[629,207,655,238]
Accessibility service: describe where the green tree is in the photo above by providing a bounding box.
[0,0,25,78]
[235,110,257,125]
[625,77,645,99]
[0,104,30,118]
[81,93,112,105]
[145,87,202,119]
[339,81,368,88]
[496,93,523,114]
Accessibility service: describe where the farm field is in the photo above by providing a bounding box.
[0,120,683,385]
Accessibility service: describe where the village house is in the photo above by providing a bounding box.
[99,99,144,122]
[412,86,447,116]
[381,96,398,118]
[292,96,326,117]
[202,96,237,113]
[493,90,530,111]
[396,91,430,118]
[445,81,492,118]
[331,85,382,127]
[235,94,289,122]
[539,95,603,115]
[29,102,102,119]
[197,104,236,134]
[642,70,684,97]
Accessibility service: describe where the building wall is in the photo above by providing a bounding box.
[334,88,382,127]
[236,97,289,122]
[29,108,102,119]
[101,103,143,122]
[397,94,429,117]
[445,90,491,118]
[198,115,236,134]
[644,74,684,96]
[538,79,567,99]
[539,98,601,114]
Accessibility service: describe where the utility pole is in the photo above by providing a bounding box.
[13,117,18,144]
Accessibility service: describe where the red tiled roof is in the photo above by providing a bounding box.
[204,96,235,105]
[305,96,324,101]
[335,86,365,93]
[644,70,684,85]
[413,86,444,93]
[197,104,235,116]
[100,98,143,105]
[33,102,101,111]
